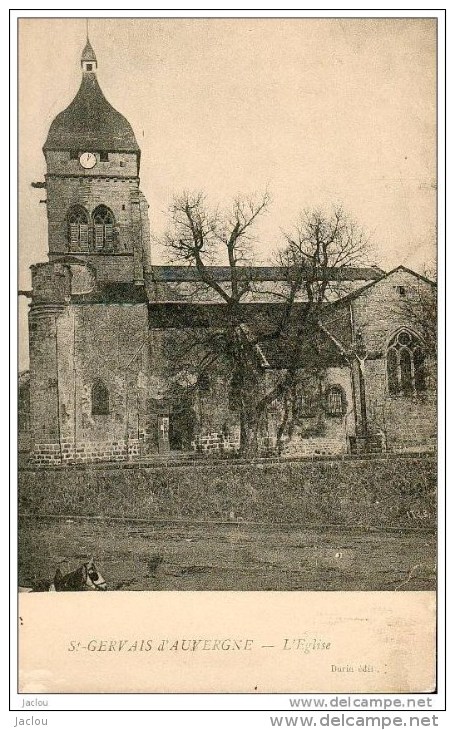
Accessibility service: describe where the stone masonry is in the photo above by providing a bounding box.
[22,40,437,465]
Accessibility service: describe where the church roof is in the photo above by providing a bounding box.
[72,283,148,304]
[146,302,348,369]
[146,265,384,283]
[43,72,140,153]
[329,264,437,308]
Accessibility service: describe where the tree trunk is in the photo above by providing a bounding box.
[240,388,261,457]
[239,402,261,457]
[276,395,291,455]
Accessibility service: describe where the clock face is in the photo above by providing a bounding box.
[79,152,97,169]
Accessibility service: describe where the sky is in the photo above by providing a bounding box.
[18,17,437,368]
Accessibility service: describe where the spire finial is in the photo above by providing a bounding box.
[86,18,89,41]
[81,27,97,74]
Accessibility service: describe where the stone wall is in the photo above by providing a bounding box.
[28,305,63,446]
[280,367,354,457]
[18,454,437,529]
[47,176,136,255]
[45,157,149,283]
[351,269,437,451]
[26,267,436,464]
[55,255,135,284]
[364,358,437,452]
[45,150,138,179]
[18,373,31,452]
[29,300,156,464]
[32,439,141,465]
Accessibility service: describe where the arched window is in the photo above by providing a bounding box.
[325,385,346,417]
[387,330,427,396]
[67,206,89,250]
[91,380,109,415]
[92,205,115,250]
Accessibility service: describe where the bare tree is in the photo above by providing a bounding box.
[279,206,371,301]
[164,191,268,299]
[260,207,373,450]
[161,196,372,456]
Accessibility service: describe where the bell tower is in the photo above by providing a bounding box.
[42,38,151,284]
[27,35,154,466]
[81,37,97,73]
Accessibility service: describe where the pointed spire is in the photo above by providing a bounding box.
[82,39,97,62]
[81,31,97,73]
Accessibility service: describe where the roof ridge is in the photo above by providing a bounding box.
[146,264,384,283]
[330,264,436,307]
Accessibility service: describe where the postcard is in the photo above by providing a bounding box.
[15,13,440,702]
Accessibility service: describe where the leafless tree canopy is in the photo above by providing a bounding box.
[161,193,372,455]
[164,191,270,305]
[279,206,372,300]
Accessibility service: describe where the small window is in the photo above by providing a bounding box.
[397,286,407,298]
[100,151,109,162]
[86,64,93,71]
[296,393,317,418]
[325,386,345,417]
[91,380,109,416]
[70,150,79,160]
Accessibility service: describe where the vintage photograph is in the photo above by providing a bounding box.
[18,17,436,601]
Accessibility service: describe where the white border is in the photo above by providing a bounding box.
[7,5,447,720]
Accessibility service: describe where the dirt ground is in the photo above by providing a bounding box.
[18,517,436,591]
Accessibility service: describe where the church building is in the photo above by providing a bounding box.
[20,40,437,465]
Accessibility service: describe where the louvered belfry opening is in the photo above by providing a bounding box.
[68,205,89,251]
[92,205,115,251]
[67,204,116,252]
